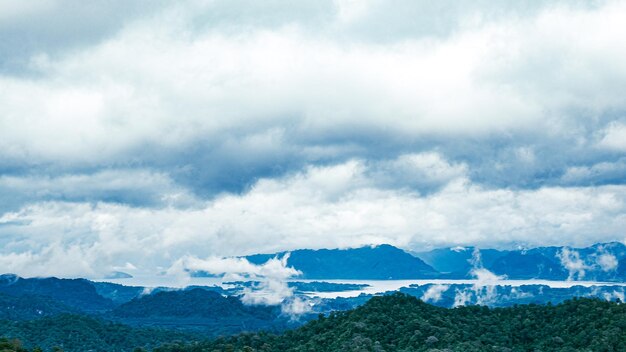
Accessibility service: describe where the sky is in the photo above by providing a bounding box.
[1,0,626,278]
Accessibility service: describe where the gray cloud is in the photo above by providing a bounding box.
[0,169,199,212]
[1,156,625,278]
[0,0,167,75]
[1,0,626,277]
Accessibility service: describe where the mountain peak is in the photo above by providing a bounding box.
[246,244,438,280]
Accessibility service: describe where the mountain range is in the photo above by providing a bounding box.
[1,238,626,352]
[214,241,626,281]
[414,241,626,281]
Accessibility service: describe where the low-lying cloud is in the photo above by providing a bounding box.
[1,153,625,278]
[168,253,303,313]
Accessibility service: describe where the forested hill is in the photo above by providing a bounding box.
[155,293,626,352]
[1,294,624,351]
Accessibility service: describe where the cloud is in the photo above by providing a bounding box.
[452,267,505,307]
[561,159,626,186]
[368,152,468,193]
[167,253,302,310]
[421,284,449,303]
[453,288,472,307]
[1,154,625,278]
[0,0,167,75]
[598,122,626,152]
[557,248,588,280]
[0,169,199,212]
[602,289,625,302]
[1,0,626,196]
[1,1,626,278]
[596,253,619,272]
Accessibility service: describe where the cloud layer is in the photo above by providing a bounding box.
[0,0,625,277]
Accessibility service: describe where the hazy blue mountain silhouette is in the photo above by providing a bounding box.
[245,244,439,279]
[0,274,115,312]
[414,247,503,278]
[487,252,568,279]
[416,242,626,281]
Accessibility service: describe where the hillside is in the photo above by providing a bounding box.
[1,293,625,351]
[111,289,280,320]
[0,293,77,320]
[0,314,198,352]
[244,244,438,279]
[0,275,114,312]
[156,293,626,352]
[109,288,300,335]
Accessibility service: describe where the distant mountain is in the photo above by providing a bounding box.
[413,247,503,278]
[245,244,439,279]
[193,242,626,281]
[487,252,568,280]
[0,275,114,312]
[91,281,145,305]
[524,242,626,281]
[414,242,626,281]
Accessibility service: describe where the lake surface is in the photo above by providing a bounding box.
[97,277,626,299]
[295,279,626,298]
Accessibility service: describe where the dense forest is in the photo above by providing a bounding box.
[2,293,624,352]
[155,294,625,352]
[0,314,197,352]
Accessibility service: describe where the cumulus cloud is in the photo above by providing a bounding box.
[368,153,468,193]
[561,159,626,186]
[2,0,626,278]
[598,122,626,152]
[0,0,166,74]
[1,155,626,278]
[1,0,626,193]
[0,169,199,212]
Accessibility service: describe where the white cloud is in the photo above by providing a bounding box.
[557,248,588,280]
[421,284,449,303]
[1,1,626,279]
[602,289,625,302]
[598,122,626,152]
[596,253,618,272]
[1,155,625,278]
[2,1,626,165]
[167,253,303,311]
[453,288,472,307]
[453,267,505,307]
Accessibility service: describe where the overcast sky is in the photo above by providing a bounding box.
[1,0,626,278]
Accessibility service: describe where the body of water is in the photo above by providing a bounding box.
[96,277,626,299]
